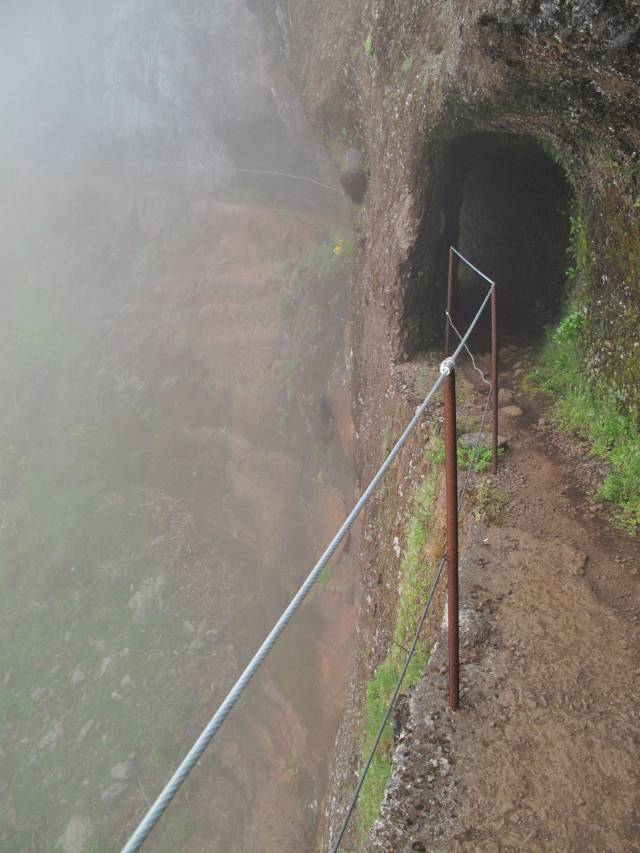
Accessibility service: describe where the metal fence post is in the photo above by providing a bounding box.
[442,358,459,710]
[491,285,498,475]
[444,247,455,357]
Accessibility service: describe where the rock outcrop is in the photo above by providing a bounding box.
[265,0,639,414]
[258,0,640,847]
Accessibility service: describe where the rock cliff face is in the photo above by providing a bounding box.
[2,0,328,187]
[266,0,639,415]
[259,0,640,846]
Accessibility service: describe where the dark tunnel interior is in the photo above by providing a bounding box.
[407,132,573,354]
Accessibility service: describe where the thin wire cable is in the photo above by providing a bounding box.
[462,390,493,492]
[450,247,495,286]
[121,272,495,853]
[121,372,446,853]
[330,557,446,853]
[332,382,492,852]
[54,154,344,194]
[446,311,491,388]
[449,286,493,364]
[203,167,343,194]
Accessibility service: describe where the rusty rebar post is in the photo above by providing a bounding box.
[443,359,459,711]
[491,285,499,475]
[444,247,454,357]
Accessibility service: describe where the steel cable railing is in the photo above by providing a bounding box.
[120,248,497,853]
[331,382,493,851]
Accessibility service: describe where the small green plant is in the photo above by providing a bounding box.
[358,660,395,831]
[276,293,295,317]
[425,436,445,465]
[427,436,503,473]
[401,55,413,73]
[457,413,478,435]
[272,230,353,298]
[363,32,373,57]
[458,444,504,473]
[317,564,333,589]
[472,481,508,523]
[565,210,589,289]
[393,476,439,651]
[296,231,353,281]
[552,310,584,343]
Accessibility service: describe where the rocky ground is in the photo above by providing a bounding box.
[367,347,640,852]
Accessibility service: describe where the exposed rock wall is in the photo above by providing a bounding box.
[266,0,640,416]
[260,0,640,847]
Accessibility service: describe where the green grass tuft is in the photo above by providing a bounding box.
[530,316,640,534]
[357,472,437,837]
[425,435,503,473]
[457,444,504,474]
[471,480,508,523]
[317,564,333,589]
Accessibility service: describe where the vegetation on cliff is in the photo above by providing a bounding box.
[531,313,640,533]
[265,0,640,846]
[357,467,440,835]
[529,191,640,534]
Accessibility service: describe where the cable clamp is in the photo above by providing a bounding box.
[439,357,456,376]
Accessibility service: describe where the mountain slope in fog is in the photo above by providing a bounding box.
[0,170,354,852]
[0,2,354,850]
[1,0,324,181]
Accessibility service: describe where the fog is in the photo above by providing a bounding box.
[0,3,355,851]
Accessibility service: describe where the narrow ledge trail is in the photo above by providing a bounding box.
[368,346,640,853]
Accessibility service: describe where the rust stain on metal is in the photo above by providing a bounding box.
[491,285,499,475]
[444,367,459,710]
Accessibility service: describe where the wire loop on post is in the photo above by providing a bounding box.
[332,381,493,850]
[440,357,456,376]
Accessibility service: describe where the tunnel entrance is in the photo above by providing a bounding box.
[409,132,573,352]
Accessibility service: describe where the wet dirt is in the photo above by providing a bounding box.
[368,348,640,852]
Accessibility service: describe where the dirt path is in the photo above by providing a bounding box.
[368,351,640,852]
